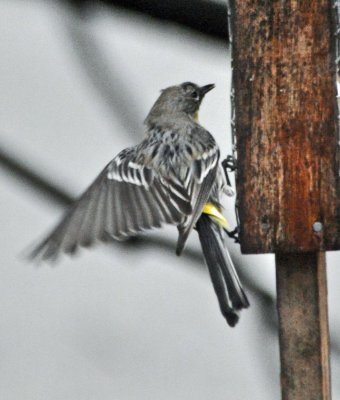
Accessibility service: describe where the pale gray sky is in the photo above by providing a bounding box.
[0,1,339,399]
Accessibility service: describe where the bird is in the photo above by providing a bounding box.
[30,82,249,326]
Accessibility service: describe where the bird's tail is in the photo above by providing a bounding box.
[196,213,249,327]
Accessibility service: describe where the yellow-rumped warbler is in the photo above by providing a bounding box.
[30,82,249,326]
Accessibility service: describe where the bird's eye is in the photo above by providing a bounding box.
[191,90,199,100]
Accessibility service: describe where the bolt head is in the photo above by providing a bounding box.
[312,221,323,233]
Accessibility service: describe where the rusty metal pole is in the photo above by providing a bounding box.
[228,1,340,399]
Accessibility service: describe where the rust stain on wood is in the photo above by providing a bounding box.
[230,0,340,253]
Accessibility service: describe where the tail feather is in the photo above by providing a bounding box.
[217,245,249,310]
[196,214,249,326]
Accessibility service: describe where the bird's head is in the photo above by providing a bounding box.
[145,82,215,123]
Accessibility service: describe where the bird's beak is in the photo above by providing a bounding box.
[200,84,215,96]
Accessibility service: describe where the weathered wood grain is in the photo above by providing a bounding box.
[230,0,340,253]
[276,252,330,400]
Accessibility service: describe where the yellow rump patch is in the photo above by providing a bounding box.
[202,203,230,230]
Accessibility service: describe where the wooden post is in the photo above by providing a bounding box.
[276,252,330,399]
[229,1,340,399]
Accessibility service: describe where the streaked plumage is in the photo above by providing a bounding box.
[30,82,249,326]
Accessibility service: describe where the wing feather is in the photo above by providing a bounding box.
[176,140,220,255]
[104,181,117,237]
[30,145,189,261]
[78,176,104,247]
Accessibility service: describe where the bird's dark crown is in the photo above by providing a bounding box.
[145,82,215,124]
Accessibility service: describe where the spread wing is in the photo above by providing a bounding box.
[30,127,220,261]
[30,145,193,262]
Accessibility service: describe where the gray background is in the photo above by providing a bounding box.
[1,1,339,399]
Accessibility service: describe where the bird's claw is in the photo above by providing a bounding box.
[225,227,240,243]
[222,155,237,172]
[222,155,237,188]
